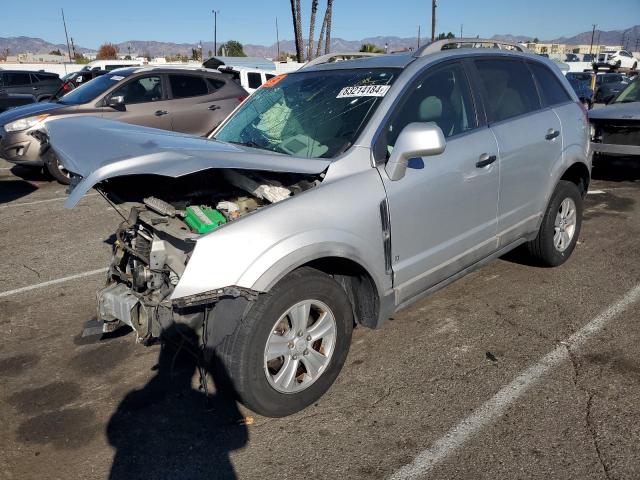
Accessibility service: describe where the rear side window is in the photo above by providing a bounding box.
[6,73,31,86]
[266,74,276,80]
[247,72,262,89]
[474,59,540,123]
[529,62,571,107]
[169,74,208,98]
[207,78,225,91]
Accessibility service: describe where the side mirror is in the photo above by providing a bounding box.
[106,95,125,110]
[385,122,446,181]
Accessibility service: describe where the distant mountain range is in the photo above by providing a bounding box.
[1,25,638,59]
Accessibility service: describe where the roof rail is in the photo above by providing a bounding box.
[414,38,529,57]
[300,52,381,69]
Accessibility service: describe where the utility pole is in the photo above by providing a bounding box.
[460,24,463,38]
[212,10,219,56]
[61,9,72,62]
[417,25,421,49]
[276,17,280,60]
[589,24,596,55]
[431,0,437,42]
[70,37,76,59]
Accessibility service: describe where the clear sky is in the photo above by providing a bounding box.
[1,0,639,49]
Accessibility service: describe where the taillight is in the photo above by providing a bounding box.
[238,95,247,103]
[62,82,72,92]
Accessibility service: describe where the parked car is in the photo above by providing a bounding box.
[44,41,590,417]
[589,77,640,158]
[594,50,638,70]
[0,91,36,113]
[566,72,594,108]
[81,59,145,71]
[594,73,629,103]
[51,69,108,100]
[0,66,246,183]
[217,66,278,94]
[0,70,62,102]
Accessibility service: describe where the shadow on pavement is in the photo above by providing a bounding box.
[0,178,38,204]
[592,156,640,183]
[107,325,248,480]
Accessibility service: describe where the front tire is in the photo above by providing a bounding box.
[216,267,354,417]
[44,150,71,185]
[527,180,583,267]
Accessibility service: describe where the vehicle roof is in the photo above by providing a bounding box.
[116,66,224,75]
[301,47,543,73]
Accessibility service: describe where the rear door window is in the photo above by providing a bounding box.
[206,78,225,92]
[7,72,32,86]
[474,59,540,123]
[528,62,572,107]
[247,72,262,89]
[169,74,208,98]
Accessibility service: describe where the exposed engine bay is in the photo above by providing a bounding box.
[97,168,322,342]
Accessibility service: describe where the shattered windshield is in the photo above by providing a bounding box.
[215,68,399,158]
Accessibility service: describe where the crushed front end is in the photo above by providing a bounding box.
[98,201,203,342]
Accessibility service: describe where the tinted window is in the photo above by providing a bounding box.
[247,72,262,89]
[529,62,571,107]
[206,78,225,91]
[58,72,133,105]
[475,59,540,122]
[7,73,31,86]
[386,62,477,150]
[112,76,163,104]
[169,75,208,98]
[266,74,276,80]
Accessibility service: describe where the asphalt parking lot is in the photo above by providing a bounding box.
[1,156,640,480]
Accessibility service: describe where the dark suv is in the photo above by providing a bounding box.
[0,70,62,102]
[0,67,246,183]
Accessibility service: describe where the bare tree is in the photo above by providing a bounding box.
[324,0,333,54]
[289,0,304,63]
[308,0,319,61]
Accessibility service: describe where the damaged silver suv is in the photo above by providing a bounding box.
[46,39,590,417]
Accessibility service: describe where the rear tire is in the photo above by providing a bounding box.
[216,267,354,417]
[44,150,71,185]
[527,180,583,267]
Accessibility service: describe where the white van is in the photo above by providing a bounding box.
[82,59,145,72]
[217,66,278,94]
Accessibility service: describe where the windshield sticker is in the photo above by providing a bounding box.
[110,75,124,81]
[261,74,287,88]
[337,85,390,98]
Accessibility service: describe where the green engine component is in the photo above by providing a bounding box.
[184,205,227,234]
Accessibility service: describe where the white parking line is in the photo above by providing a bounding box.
[0,267,108,298]
[389,283,640,480]
[0,192,99,209]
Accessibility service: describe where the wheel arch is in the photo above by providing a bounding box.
[559,161,591,197]
[252,247,384,330]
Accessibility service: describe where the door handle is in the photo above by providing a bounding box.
[545,128,560,140]
[476,153,497,168]
[32,87,38,90]
[208,104,221,111]
[154,110,169,116]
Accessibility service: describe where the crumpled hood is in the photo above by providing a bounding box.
[43,117,331,208]
[589,102,640,121]
[0,101,65,126]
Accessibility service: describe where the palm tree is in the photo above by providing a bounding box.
[315,6,327,58]
[290,0,304,63]
[324,0,333,54]
[308,0,319,61]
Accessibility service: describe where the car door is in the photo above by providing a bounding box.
[5,72,33,95]
[472,58,562,247]
[101,74,173,131]
[168,74,238,136]
[377,61,500,303]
